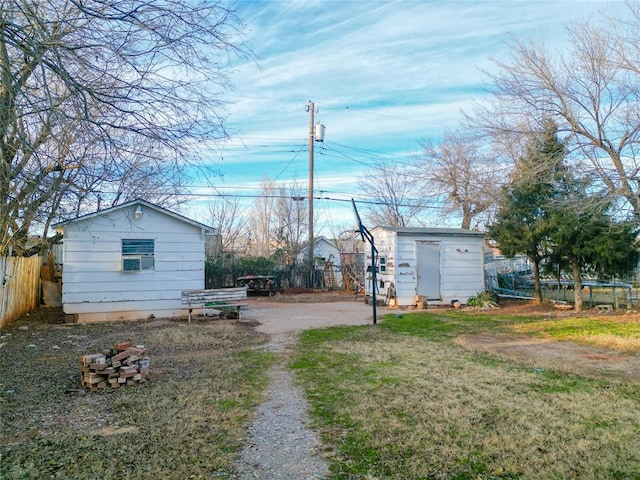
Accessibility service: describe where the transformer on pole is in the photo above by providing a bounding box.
[306,101,325,269]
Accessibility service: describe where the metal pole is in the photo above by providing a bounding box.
[351,199,378,326]
[371,240,377,325]
[307,101,314,268]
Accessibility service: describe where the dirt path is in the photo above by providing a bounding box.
[234,297,380,479]
[454,301,640,383]
[234,332,329,480]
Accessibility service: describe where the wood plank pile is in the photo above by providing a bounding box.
[80,342,149,391]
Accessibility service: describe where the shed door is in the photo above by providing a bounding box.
[416,241,441,300]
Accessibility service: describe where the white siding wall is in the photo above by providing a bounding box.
[315,240,343,286]
[60,205,206,322]
[394,235,418,304]
[314,240,339,262]
[364,229,397,298]
[438,236,485,305]
[366,228,485,307]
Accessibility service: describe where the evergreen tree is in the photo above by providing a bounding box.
[488,120,567,302]
[545,190,639,312]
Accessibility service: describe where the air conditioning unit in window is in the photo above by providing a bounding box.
[122,257,141,271]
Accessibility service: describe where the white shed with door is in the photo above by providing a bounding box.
[53,199,214,322]
[365,227,485,307]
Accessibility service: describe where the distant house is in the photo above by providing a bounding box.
[53,199,214,322]
[299,236,343,288]
[364,227,485,307]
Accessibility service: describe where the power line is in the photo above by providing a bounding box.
[328,141,396,160]
[319,142,418,169]
[184,191,449,210]
[89,187,448,210]
[273,145,306,182]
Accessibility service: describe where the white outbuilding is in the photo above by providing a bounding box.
[299,236,343,288]
[53,199,214,322]
[364,227,485,307]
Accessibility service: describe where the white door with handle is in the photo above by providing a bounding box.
[416,241,441,300]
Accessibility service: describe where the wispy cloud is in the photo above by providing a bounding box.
[190,0,621,229]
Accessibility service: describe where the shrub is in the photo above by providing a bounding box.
[466,291,499,307]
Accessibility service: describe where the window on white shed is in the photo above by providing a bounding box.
[121,239,155,271]
[379,256,387,273]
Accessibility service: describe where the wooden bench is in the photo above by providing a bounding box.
[181,287,248,323]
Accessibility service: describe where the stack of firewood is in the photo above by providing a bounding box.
[80,342,149,390]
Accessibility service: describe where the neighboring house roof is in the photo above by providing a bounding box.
[301,236,342,252]
[52,198,215,233]
[373,226,485,237]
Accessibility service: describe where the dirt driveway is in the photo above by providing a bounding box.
[244,295,381,334]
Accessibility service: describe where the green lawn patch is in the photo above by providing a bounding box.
[293,312,640,480]
[509,317,640,352]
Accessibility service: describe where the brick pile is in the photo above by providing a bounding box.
[80,342,149,390]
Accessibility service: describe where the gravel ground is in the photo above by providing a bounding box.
[234,297,379,479]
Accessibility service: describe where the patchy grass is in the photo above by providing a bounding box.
[385,308,640,353]
[0,317,272,479]
[508,316,640,352]
[292,313,640,480]
[4,305,639,479]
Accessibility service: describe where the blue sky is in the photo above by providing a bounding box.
[189,0,619,233]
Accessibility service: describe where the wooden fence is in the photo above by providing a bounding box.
[0,256,42,328]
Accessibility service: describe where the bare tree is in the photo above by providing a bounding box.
[244,177,310,262]
[207,195,249,255]
[417,130,501,229]
[272,180,308,264]
[606,0,640,76]
[358,158,425,227]
[1,0,249,254]
[247,177,276,257]
[473,2,640,216]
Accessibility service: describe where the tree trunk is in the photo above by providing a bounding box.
[461,207,472,230]
[572,260,583,312]
[532,259,542,303]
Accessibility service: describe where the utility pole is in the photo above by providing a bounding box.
[305,101,325,271]
[307,101,315,267]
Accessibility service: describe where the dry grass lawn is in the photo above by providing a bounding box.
[3,301,640,480]
[0,312,272,479]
